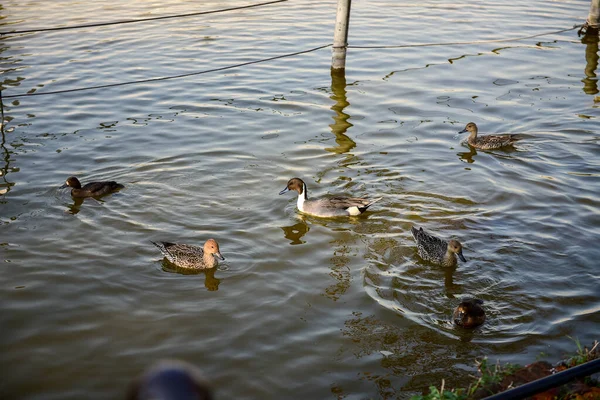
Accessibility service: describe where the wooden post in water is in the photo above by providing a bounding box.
[586,0,600,29]
[331,0,352,71]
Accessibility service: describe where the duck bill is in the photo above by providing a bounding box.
[60,183,68,189]
[214,252,225,261]
[458,128,467,134]
[279,187,290,195]
[458,252,467,262]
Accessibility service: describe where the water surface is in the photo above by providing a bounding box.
[1,0,599,398]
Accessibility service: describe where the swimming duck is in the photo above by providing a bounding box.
[152,239,224,269]
[279,177,382,218]
[410,226,466,267]
[453,298,486,328]
[61,176,124,198]
[127,359,213,400]
[458,122,522,150]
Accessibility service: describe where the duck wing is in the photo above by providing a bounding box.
[152,242,203,265]
[81,181,124,195]
[324,196,382,210]
[411,227,445,246]
[476,134,521,149]
[410,227,447,260]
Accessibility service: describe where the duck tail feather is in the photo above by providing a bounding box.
[410,226,419,238]
[152,241,175,262]
[367,197,383,207]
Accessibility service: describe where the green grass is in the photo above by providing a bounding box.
[411,339,599,400]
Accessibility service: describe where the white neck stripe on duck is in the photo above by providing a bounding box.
[203,252,217,268]
[296,183,308,211]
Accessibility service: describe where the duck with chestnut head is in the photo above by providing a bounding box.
[279,177,382,218]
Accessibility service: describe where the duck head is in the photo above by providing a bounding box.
[204,239,225,261]
[453,298,485,328]
[279,178,305,196]
[61,176,82,189]
[447,239,467,262]
[458,122,478,135]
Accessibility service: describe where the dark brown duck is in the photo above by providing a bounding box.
[453,298,486,328]
[61,176,124,198]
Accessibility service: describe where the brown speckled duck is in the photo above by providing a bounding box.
[453,298,486,328]
[152,239,224,269]
[458,122,522,150]
[61,176,124,198]
[411,226,467,268]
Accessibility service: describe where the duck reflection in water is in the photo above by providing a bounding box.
[127,359,213,400]
[443,265,461,299]
[66,197,85,215]
[456,145,478,164]
[161,261,222,291]
[280,219,310,245]
[66,196,115,215]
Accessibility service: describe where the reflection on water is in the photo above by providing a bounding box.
[581,31,600,95]
[324,233,357,302]
[443,266,459,299]
[65,194,123,215]
[280,219,310,245]
[0,100,15,198]
[456,145,477,164]
[161,261,222,291]
[339,311,483,399]
[455,323,479,344]
[66,197,85,215]
[326,69,356,155]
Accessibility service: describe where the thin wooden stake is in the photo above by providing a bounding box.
[587,0,600,28]
[331,0,352,71]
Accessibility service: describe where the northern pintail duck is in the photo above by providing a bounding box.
[61,176,124,198]
[453,298,486,328]
[279,177,382,218]
[127,360,213,400]
[458,122,522,150]
[410,226,466,267]
[152,239,224,269]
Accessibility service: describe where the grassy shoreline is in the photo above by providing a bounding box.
[411,340,600,400]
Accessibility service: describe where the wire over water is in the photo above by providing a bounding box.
[348,25,580,49]
[2,44,333,99]
[0,0,288,36]
[0,24,580,99]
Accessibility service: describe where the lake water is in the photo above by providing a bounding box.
[1,0,599,398]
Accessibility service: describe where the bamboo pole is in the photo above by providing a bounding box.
[331,0,352,70]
